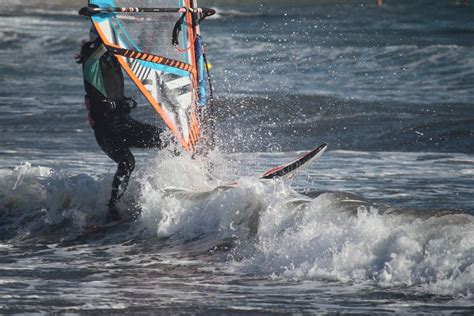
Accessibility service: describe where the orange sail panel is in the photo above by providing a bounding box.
[89,0,200,152]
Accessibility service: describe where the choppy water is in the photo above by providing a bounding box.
[1,0,473,314]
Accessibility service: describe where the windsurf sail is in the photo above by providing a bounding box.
[82,0,215,153]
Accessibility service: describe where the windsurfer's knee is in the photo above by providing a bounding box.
[119,153,135,174]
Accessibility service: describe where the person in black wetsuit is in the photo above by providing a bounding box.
[76,26,165,222]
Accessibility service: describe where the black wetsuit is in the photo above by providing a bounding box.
[80,39,164,218]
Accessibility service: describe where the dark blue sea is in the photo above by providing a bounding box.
[0,0,473,314]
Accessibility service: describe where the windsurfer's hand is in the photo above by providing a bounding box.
[121,97,137,111]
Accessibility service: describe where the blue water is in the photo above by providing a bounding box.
[0,0,473,314]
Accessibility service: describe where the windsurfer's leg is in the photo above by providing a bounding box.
[109,150,135,212]
[125,118,165,149]
[94,128,135,221]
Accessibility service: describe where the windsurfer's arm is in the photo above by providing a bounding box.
[122,97,137,110]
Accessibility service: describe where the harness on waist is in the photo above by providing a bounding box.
[84,95,137,128]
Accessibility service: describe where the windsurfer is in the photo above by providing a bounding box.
[76,26,166,222]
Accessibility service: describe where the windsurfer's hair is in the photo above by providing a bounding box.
[75,40,94,64]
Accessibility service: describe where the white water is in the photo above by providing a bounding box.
[2,151,471,303]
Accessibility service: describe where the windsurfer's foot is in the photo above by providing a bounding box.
[106,202,122,223]
[106,211,121,223]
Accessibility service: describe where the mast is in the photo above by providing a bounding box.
[191,0,201,36]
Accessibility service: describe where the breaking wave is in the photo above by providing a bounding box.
[1,154,473,298]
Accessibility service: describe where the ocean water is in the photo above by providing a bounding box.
[1,0,473,314]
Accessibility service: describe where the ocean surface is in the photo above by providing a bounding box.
[1,0,473,314]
